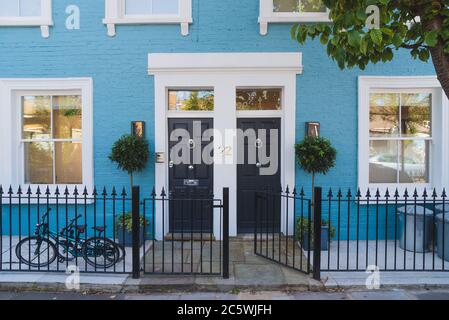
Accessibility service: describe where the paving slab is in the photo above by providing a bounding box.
[411,290,449,300]
[348,289,414,300]
[292,292,348,300]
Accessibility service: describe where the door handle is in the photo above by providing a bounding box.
[256,162,261,168]
[169,161,174,168]
[188,165,194,170]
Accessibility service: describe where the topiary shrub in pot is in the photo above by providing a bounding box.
[109,134,150,246]
[295,136,337,250]
[109,134,150,192]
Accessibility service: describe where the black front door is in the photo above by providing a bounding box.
[237,118,281,233]
[168,118,214,233]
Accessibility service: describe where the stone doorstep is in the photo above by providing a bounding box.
[164,233,215,241]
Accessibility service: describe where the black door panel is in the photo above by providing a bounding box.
[237,118,281,233]
[168,118,214,233]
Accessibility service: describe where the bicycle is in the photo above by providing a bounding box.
[15,208,125,269]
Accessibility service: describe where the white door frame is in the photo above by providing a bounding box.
[148,53,302,239]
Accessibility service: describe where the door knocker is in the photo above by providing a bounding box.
[188,139,196,149]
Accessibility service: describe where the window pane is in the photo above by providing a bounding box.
[24,142,53,184]
[400,93,431,138]
[301,0,326,12]
[22,96,51,140]
[152,0,178,14]
[19,0,41,16]
[168,90,214,111]
[369,93,399,137]
[236,88,282,111]
[399,140,429,183]
[369,140,398,183]
[53,95,82,139]
[55,142,82,184]
[273,0,299,12]
[125,0,151,15]
[0,0,18,16]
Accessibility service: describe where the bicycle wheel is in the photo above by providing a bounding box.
[15,237,57,268]
[82,237,121,269]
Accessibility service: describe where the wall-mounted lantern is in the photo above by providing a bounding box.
[305,122,320,137]
[131,121,145,138]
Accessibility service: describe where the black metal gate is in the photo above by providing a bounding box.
[141,187,229,277]
[254,188,322,279]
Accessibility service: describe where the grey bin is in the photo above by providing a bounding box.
[435,213,449,261]
[397,206,434,253]
[435,204,448,213]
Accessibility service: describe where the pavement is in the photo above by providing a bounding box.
[1,288,449,300]
[1,238,449,293]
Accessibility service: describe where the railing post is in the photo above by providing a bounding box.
[313,187,322,281]
[132,186,140,279]
[254,192,258,255]
[222,187,229,279]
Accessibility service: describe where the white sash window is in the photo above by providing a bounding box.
[0,0,53,38]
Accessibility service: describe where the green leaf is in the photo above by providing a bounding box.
[370,29,383,46]
[348,30,361,48]
[392,33,403,48]
[424,31,439,47]
[418,49,430,62]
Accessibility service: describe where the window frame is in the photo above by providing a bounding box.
[103,0,192,37]
[0,0,53,38]
[19,92,83,185]
[259,0,330,35]
[358,76,449,197]
[0,78,93,196]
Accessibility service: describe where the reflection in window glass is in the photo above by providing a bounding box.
[168,90,214,111]
[22,96,51,140]
[152,0,178,14]
[399,140,429,183]
[0,0,41,17]
[22,95,83,185]
[236,88,282,111]
[55,142,83,184]
[0,0,19,16]
[401,93,431,138]
[369,93,399,137]
[368,91,432,184]
[126,0,179,15]
[20,0,41,16]
[369,140,398,184]
[273,0,326,13]
[24,142,53,184]
[53,96,82,139]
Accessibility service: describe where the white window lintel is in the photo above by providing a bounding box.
[0,0,53,38]
[103,0,192,37]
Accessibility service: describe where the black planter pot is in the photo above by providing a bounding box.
[116,225,150,247]
[300,226,330,251]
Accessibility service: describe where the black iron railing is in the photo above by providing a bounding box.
[255,187,449,278]
[0,185,230,278]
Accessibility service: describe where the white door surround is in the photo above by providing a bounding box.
[148,52,302,239]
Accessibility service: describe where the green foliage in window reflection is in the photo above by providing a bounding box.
[181,91,214,111]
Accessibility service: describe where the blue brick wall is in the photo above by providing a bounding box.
[0,0,436,238]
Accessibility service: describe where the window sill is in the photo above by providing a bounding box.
[102,17,192,37]
[258,14,331,36]
[0,17,53,38]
